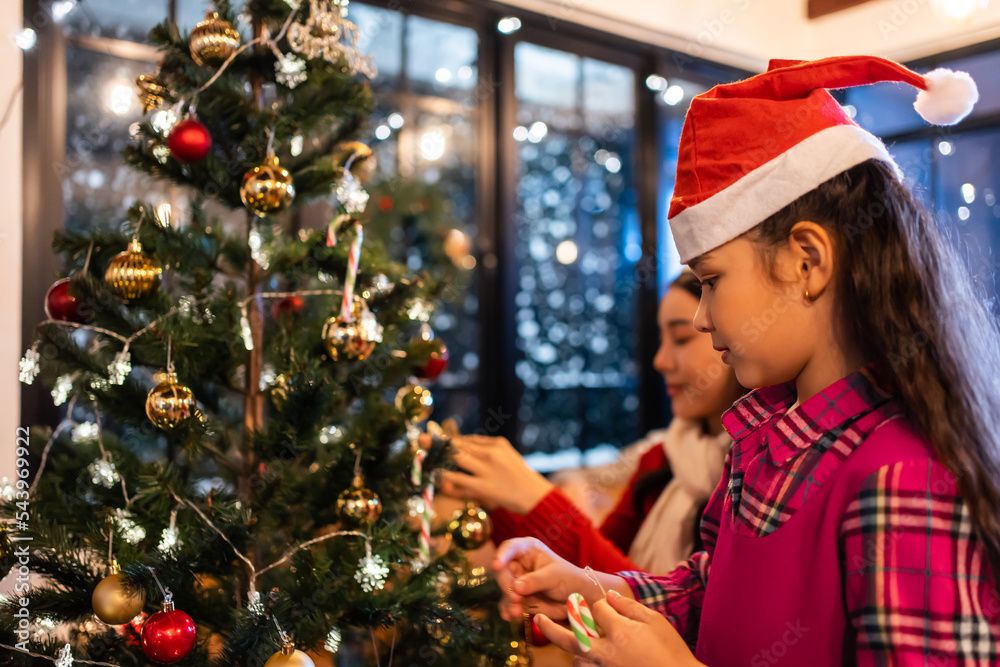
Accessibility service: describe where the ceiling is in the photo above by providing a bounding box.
[501,0,1000,71]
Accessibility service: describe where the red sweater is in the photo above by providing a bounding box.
[490,444,669,572]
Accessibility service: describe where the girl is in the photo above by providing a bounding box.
[440,270,744,574]
[492,55,1000,666]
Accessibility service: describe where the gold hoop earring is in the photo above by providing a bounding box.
[805,289,811,301]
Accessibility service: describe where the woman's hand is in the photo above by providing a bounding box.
[536,590,703,667]
[437,434,553,514]
[493,537,628,622]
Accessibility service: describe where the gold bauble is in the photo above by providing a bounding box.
[145,372,196,430]
[240,156,295,216]
[92,563,146,625]
[189,11,241,66]
[263,645,315,667]
[447,502,493,550]
[426,617,451,645]
[321,298,377,361]
[336,474,381,529]
[332,141,376,184]
[105,238,162,302]
[136,73,167,113]
[395,383,434,422]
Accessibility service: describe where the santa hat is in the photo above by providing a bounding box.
[669,55,979,264]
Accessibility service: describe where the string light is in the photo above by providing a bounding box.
[19,345,40,384]
[52,375,73,406]
[88,458,120,488]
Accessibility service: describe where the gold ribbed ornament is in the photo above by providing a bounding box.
[394,383,434,422]
[189,12,241,66]
[136,73,167,113]
[240,155,296,216]
[145,372,196,430]
[331,141,376,184]
[104,238,162,302]
[92,561,146,625]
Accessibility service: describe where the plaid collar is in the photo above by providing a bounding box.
[722,366,895,466]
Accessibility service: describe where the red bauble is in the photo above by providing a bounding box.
[529,615,550,647]
[45,277,83,323]
[167,119,212,163]
[141,605,196,663]
[272,296,304,320]
[415,340,449,381]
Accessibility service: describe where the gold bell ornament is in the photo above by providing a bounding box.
[92,560,147,625]
[145,372,196,430]
[189,11,241,66]
[395,383,434,422]
[332,141,377,184]
[240,155,296,216]
[448,502,493,550]
[104,238,162,302]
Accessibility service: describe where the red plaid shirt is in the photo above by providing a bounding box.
[619,368,1000,665]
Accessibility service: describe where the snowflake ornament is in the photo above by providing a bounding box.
[88,458,119,488]
[324,626,342,653]
[19,346,40,384]
[275,52,308,88]
[108,350,131,385]
[355,553,389,592]
[52,375,73,406]
[335,177,369,214]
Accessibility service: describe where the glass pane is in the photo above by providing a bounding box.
[656,77,709,295]
[349,3,404,89]
[933,128,1000,315]
[66,0,167,42]
[845,81,924,137]
[404,16,478,98]
[64,46,174,233]
[513,42,640,458]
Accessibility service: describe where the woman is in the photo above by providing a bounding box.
[439,269,745,573]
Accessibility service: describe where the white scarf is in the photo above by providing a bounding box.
[627,418,732,573]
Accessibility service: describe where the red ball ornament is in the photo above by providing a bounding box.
[415,340,449,381]
[272,296,304,320]
[141,602,196,663]
[528,615,550,647]
[45,277,84,323]
[167,119,212,163]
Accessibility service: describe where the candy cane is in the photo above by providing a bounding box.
[340,220,363,321]
[567,593,598,652]
[419,480,434,564]
[411,447,425,487]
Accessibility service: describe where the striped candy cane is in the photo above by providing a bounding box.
[340,221,363,321]
[567,593,598,653]
[419,480,434,564]
[411,447,425,487]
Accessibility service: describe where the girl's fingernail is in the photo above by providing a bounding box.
[609,590,620,598]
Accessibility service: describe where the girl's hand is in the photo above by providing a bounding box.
[536,590,703,667]
[493,537,626,622]
[438,435,553,514]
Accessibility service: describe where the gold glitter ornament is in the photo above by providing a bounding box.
[332,141,376,184]
[136,73,167,113]
[104,238,162,302]
[240,155,296,216]
[92,561,147,625]
[336,474,381,528]
[448,502,493,550]
[321,298,378,361]
[189,12,241,66]
[145,372,196,430]
[395,383,434,422]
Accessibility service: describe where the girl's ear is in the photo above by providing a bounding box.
[787,221,835,301]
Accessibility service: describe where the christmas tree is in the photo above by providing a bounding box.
[3,1,521,665]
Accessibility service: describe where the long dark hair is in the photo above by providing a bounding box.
[632,269,722,515]
[748,158,1000,586]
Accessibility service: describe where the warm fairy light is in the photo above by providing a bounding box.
[663,85,685,106]
[931,0,989,20]
[109,84,134,116]
[419,129,446,161]
[556,240,578,264]
[497,16,522,33]
[646,74,668,91]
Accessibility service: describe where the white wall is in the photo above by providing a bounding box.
[1,0,23,483]
[503,0,1000,71]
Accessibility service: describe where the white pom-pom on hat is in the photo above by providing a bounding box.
[914,68,979,126]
